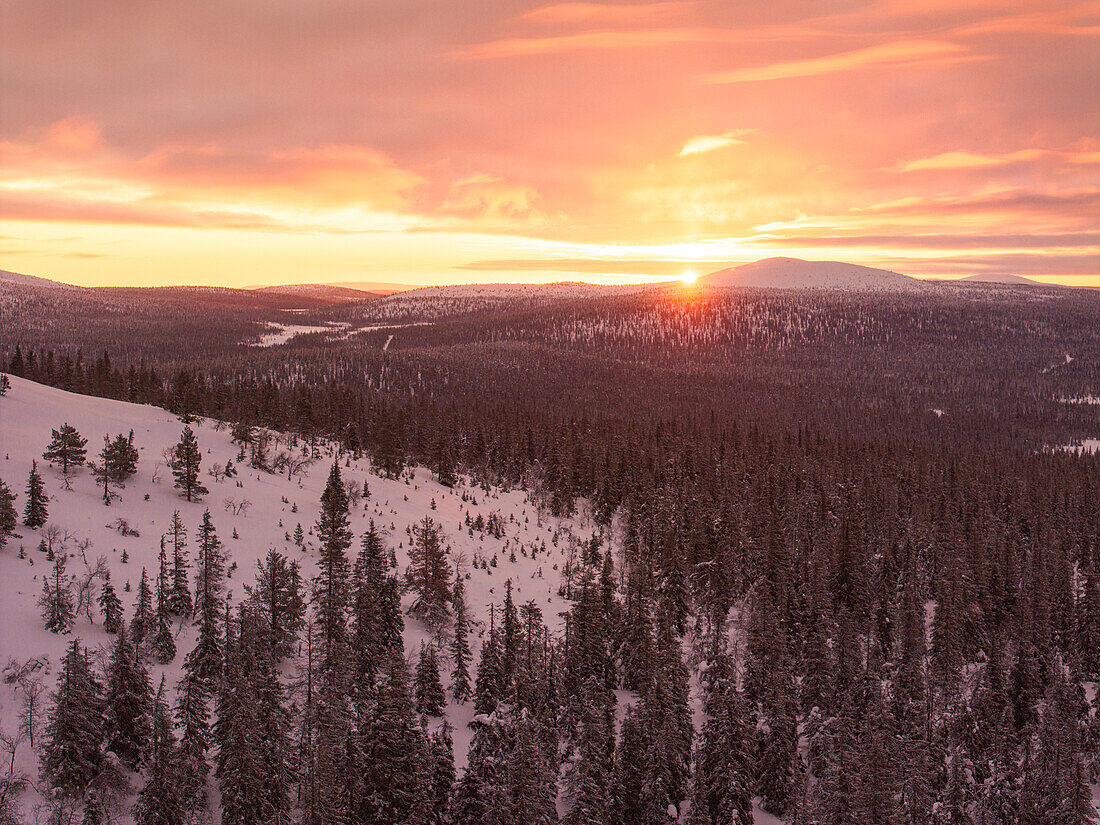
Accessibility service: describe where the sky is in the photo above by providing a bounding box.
[1,0,1097,288]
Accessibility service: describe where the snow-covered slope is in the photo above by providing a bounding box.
[0,269,80,290]
[700,257,924,291]
[0,375,597,820]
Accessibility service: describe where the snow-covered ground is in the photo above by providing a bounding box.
[1067,439,1100,454]
[252,321,350,346]
[0,375,600,820]
[0,374,791,823]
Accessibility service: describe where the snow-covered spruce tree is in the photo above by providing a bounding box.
[407,515,451,628]
[427,721,455,825]
[351,520,403,689]
[166,511,192,617]
[250,609,293,825]
[106,431,139,483]
[215,609,263,825]
[562,687,614,825]
[687,651,753,825]
[151,542,176,663]
[92,436,117,505]
[23,459,48,528]
[133,678,185,825]
[355,650,432,824]
[756,664,799,817]
[507,713,558,825]
[450,710,509,823]
[450,576,472,702]
[415,643,446,717]
[98,574,123,633]
[104,620,152,770]
[473,620,504,715]
[304,461,354,825]
[40,553,75,633]
[132,567,153,646]
[169,425,208,502]
[42,640,105,798]
[190,509,226,684]
[0,478,17,548]
[246,548,305,663]
[173,669,211,819]
[43,423,87,477]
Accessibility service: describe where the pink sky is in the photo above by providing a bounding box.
[1,0,1097,286]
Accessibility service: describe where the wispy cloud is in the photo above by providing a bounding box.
[516,2,692,26]
[448,24,838,60]
[703,40,985,83]
[678,130,753,157]
[896,149,1100,171]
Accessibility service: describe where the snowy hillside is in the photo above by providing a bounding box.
[699,257,925,291]
[0,375,601,821]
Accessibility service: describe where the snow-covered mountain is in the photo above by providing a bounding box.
[0,375,601,821]
[699,257,925,291]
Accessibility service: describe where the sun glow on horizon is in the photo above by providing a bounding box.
[680,268,699,284]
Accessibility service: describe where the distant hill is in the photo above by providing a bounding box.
[254,281,415,297]
[958,273,1045,286]
[699,257,924,291]
[0,269,80,290]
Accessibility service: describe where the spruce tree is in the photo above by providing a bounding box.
[40,553,75,633]
[0,478,17,549]
[415,644,446,716]
[151,543,176,663]
[174,670,211,818]
[408,516,451,628]
[133,567,153,645]
[216,610,264,825]
[352,520,401,689]
[43,423,87,476]
[105,431,139,482]
[247,549,305,662]
[104,620,153,769]
[170,425,208,502]
[166,511,192,617]
[427,721,455,825]
[314,462,353,679]
[450,576,472,702]
[92,436,119,505]
[190,510,226,685]
[359,651,431,824]
[42,641,105,797]
[688,652,753,825]
[23,460,48,528]
[133,678,185,825]
[563,696,613,825]
[98,574,123,633]
[508,714,558,825]
[306,462,354,825]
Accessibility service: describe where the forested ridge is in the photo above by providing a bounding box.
[2,279,1099,823]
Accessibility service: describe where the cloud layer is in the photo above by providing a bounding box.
[1,0,1096,286]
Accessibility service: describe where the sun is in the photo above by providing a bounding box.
[680,268,699,284]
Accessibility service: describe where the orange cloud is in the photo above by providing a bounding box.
[896,149,1100,171]
[703,40,985,83]
[517,2,691,26]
